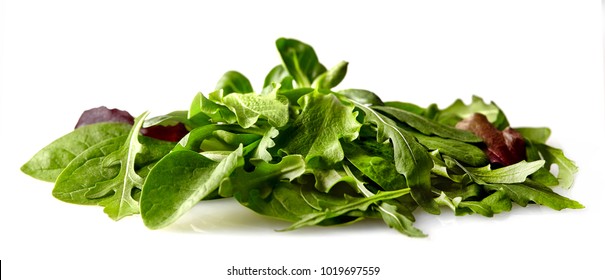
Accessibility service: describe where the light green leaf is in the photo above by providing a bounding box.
[252,127,279,162]
[435,95,510,130]
[21,122,132,182]
[281,91,361,168]
[486,181,583,210]
[53,112,160,220]
[222,89,289,128]
[188,92,237,124]
[462,160,545,184]
[219,155,306,199]
[215,70,253,94]
[276,37,327,87]
[312,61,348,89]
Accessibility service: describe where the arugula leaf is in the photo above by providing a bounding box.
[21,122,132,182]
[53,112,175,220]
[343,165,425,237]
[282,187,411,232]
[485,181,583,210]
[342,141,407,191]
[463,160,545,184]
[351,100,439,214]
[140,146,244,229]
[280,91,361,168]
[375,105,482,143]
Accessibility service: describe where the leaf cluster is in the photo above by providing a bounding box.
[21,38,582,236]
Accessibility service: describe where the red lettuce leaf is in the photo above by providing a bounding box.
[456,113,525,166]
[75,106,134,128]
[75,106,188,142]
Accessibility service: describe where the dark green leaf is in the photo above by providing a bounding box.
[351,100,439,214]
[375,106,482,143]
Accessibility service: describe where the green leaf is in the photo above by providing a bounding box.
[534,144,578,189]
[282,188,411,231]
[350,100,439,214]
[251,126,279,162]
[485,181,584,210]
[263,65,293,90]
[276,37,327,87]
[342,141,407,191]
[461,160,545,184]
[516,127,551,144]
[338,89,384,106]
[219,155,306,199]
[280,91,361,168]
[215,70,253,94]
[481,190,512,214]
[53,112,174,220]
[312,61,348,89]
[435,96,510,130]
[221,89,289,128]
[344,165,425,237]
[374,106,483,143]
[21,122,132,182]
[456,201,494,217]
[413,133,489,166]
[140,146,244,229]
[188,92,237,124]
[83,112,150,219]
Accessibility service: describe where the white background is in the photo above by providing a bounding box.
[1,1,604,279]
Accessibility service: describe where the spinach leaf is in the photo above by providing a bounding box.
[338,89,384,106]
[263,65,293,90]
[21,122,132,182]
[276,37,327,87]
[140,146,244,229]
[215,70,254,94]
[312,61,348,90]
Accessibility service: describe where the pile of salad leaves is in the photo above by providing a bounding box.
[21,38,582,237]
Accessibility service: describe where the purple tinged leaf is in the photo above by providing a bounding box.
[75,106,134,128]
[456,113,526,166]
